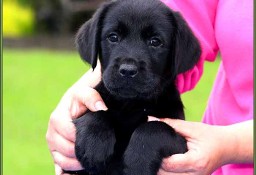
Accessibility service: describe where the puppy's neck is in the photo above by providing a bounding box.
[96,81,184,118]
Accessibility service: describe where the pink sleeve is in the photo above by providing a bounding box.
[161,0,219,93]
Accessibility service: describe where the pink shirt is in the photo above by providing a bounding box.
[161,0,253,174]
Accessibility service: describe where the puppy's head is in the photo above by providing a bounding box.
[76,0,201,99]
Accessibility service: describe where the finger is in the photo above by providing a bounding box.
[48,132,76,158]
[57,87,107,119]
[148,116,160,122]
[52,151,84,171]
[160,118,197,138]
[161,153,195,173]
[158,168,189,175]
[158,168,180,175]
[48,112,76,142]
[157,168,171,175]
[75,87,108,112]
[55,164,63,175]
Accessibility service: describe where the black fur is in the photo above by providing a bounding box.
[66,0,201,174]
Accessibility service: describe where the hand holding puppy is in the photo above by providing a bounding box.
[46,65,105,175]
[155,118,253,175]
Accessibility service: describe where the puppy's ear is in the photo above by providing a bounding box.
[75,2,112,70]
[173,12,201,74]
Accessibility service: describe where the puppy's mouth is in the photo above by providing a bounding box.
[102,67,161,99]
[103,79,158,99]
[106,86,140,99]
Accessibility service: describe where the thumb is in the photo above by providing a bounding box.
[75,86,108,112]
[161,151,195,173]
[60,87,108,119]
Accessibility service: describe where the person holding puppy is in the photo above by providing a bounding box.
[46,0,253,175]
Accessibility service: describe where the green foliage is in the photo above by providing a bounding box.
[3,48,220,174]
[3,1,35,37]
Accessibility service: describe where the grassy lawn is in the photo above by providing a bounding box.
[3,48,220,175]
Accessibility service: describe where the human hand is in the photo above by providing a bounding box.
[46,64,108,175]
[156,118,238,175]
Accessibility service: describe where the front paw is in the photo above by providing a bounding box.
[74,112,116,174]
[123,121,187,175]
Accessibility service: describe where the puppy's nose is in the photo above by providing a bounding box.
[119,64,138,77]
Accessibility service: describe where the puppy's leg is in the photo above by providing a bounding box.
[122,121,187,175]
[73,111,116,174]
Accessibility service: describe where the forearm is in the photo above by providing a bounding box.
[222,120,253,164]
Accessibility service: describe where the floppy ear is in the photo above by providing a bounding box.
[172,12,201,74]
[75,2,112,70]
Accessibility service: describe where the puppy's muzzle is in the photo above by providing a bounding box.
[119,64,138,78]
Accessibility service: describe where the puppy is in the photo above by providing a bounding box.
[65,0,201,174]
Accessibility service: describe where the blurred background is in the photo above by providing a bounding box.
[3,0,220,174]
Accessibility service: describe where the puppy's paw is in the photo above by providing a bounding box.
[123,121,187,175]
[74,112,116,174]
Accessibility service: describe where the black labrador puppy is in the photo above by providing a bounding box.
[65,0,201,174]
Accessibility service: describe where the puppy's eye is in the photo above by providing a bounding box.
[107,33,119,43]
[149,37,163,47]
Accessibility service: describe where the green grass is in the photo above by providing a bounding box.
[3,48,220,175]
[3,49,89,175]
